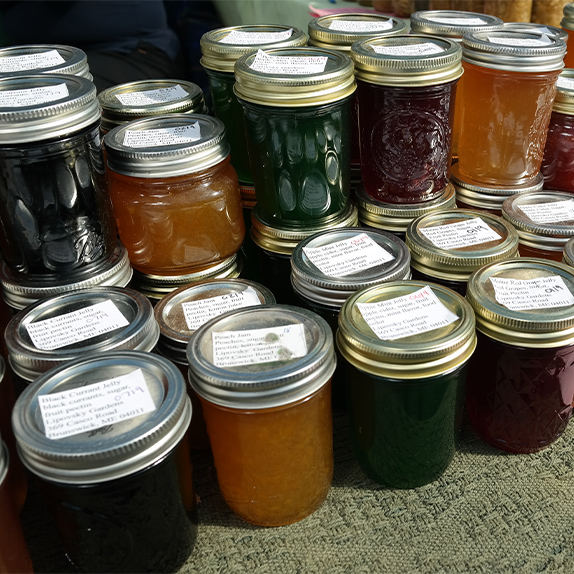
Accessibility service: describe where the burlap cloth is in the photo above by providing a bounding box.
[21,409,574,573]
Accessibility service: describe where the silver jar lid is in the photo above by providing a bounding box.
[291,227,411,308]
[11,350,191,484]
[6,286,160,382]
[0,74,100,144]
[154,278,275,364]
[502,22,569,43]
[0,241,132,311]
[462,30,567,72]
[0,44,91,78]
[561,3,574,32]
[104,114,229,178]
[410,10,504,40]
[187,304,336,409]
[308,13,406,50]
[98,79,207,132]
[201,25,307,73]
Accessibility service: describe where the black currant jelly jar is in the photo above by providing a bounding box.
[0,74,117,276]
[11,350,196,573]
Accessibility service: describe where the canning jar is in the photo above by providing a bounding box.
[187,305,336,526]
[466,258,574,453]
[201,25,307,188]
[502,191,574,261]
[406,208,519,295]
[11,351,196,573]
[562,3,574,67]
[458,30,566,188]
[0,74,117,276]
[541,69,574,192]
[356,182,457,239]
[234,46,356,226]
[104,114,245,276]
[337,280,476,488]
[351,35,462,204]
[154,278,275,450]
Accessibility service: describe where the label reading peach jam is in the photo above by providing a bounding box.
[220,28,293,45]
[0,83,69,107]
[250,50,328,74]
[419,217,501,249]
[0,49,66,72]
[517,199,574,224]
[123,123,201,147]
[115,84,189,106]
[328,20,393,32]
[490,276,574,310]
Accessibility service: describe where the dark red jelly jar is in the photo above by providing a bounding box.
[465,258,574,454]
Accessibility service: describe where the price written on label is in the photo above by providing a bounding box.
[419,217,501,249]
[123,123,201,147]
[115,84,188,106]
[250,50,328,74]
[490,275,574,310]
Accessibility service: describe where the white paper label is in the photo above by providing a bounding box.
[371,42,444,56]
[123,123,201,147]
[220,28,293,45]
[490,276,574,310]
[357,285,459,341]
[115,84,188,106]
[38,369,156,440]
[419,217,501,249]
[328,20,393,32]
[302,232,394,277]
[0,83,69,107]
[212,324,308,368]
[182,287,262,330]
[25,300,130,351]
[0,49,66,72]
[487,35,552,47]
[517,200,574,224]
[557,76,574,91]
[426,16,489,26]
[250,49,328,74]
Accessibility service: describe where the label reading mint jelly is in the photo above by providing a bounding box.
[302,233,394,277]
[490,276,574,310]
[115,84,188,106]
[0,83,69,107]
[182,287,262,331]
[328,20,393,32]
[357,285,459,341]
[250,50,328,74]
[38,369,156,440]
[419,217,501,249]
[371,42,444,56]
[426,16,489,26]
[487,34,552,47]
[212,323,308,368]
[517,200,574,224]
[123,123,201,147]
[220,28,293,45]
[0,49,66,72]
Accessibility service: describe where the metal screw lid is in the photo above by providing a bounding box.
[11,351,191,484]
[410,10,503,40]
[466,258,574,347]
[308,13,406,50]
[502,22,569,43]
[0,74,99,144]
[351,34,462,87]
[561,2,574,31]
[551,68,574,115]
[201,25,307,73]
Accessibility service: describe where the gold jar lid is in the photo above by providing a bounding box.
[552,69,574,115]
[200,25,307,73]
[308,13,406,50]
[234,46,356,107]
[337,280,476,379]
[561,3,574,32]
[466,258,574,347]
[351,34,462,87]
[406,209,519,282]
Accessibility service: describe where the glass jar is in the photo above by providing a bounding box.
[458,30,566,188]
[452,164,544,215]
[502,191,574,261]
[337,280,476,488]
[98,79,207,134]
[406,208,519,295]
[351,35,462,204]
[563,235,574,266]
[356,182,457,240]
[561,3,574,68]
[5,286,159,387]
[187,305,336,526]
[0,74,117,276]
[104,114,245,276]
[251,202,358,304]
[11,351,196,573]
[200,25,307,188]
[234,46,356,226]
[154,278,275,450]
[466,258,574,453]
[541,69,574,192]
[483,0,533,22]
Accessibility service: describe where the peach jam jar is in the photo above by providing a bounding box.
[104,114,245,276]
[561,2,574,68]
[502,191,574,261]
[406,209,519,296]
[234,46,356,226]
[187,305,336,526]
[465,258,574,453]
[457,30,566,189]
[336,280,476,488]
[350,35,462,204]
